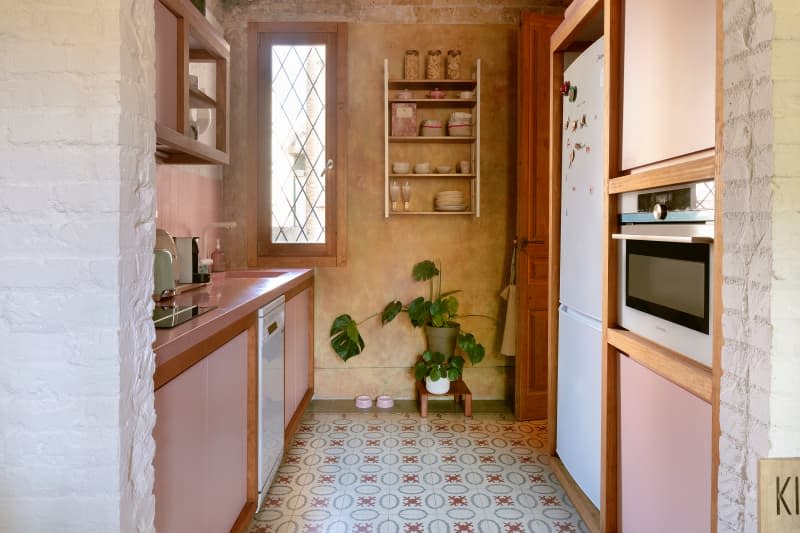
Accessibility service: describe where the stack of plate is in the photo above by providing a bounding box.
[435,190,466,212]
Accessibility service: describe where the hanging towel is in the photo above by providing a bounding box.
[500,245,518,356]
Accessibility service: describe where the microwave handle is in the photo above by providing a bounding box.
[611,233,714,244]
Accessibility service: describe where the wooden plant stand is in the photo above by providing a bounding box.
[416,379,472,417]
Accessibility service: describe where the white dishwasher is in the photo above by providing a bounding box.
[257,296,285,510]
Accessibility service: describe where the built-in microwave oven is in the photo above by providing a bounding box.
[614,180,714,367]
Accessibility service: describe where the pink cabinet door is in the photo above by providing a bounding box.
[154,360,209,533]
[621,0,715,170]
[154,331,250,533]
[207,331,248,533]
[285,288,310,427]
[620,355,711,532]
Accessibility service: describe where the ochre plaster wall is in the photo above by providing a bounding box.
[222,22,521,399]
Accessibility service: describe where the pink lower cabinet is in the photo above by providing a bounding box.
[619,355,711,532]
[285,288,311,429]
[154,331,249,533]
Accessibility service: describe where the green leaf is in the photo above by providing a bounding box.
[444,296,459,316]
[450,355,465,370]
[469,343,485,365]
[422,350,433,363]
[430,367,441,381]
[329,314,365,362]
[412,260,439,281]
[457,332,485,366]
[408,297,431,327]
[431,351,445,364]
[414,361,427,380]
[447,367,460,381]
[381,300,403,324]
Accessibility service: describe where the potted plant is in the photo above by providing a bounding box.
[329,259,491,392]
[413,350,465,394]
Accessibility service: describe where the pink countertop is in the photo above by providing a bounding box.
[153,268,313,368]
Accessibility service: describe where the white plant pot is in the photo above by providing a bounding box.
[425,376,451,395]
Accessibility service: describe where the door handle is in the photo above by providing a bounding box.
[320,159,335,177]
[519,238,545,248]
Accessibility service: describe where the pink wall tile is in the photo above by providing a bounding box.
[156,165,224,258]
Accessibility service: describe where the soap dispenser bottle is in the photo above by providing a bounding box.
[210,238,227,272]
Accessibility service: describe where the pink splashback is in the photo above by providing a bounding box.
[156,165,224,258]
[619,354,711,532]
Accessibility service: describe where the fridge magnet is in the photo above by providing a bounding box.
[569,149,576,168]
[580,114,587,127]
[571,120,578,132]
[564,118,570,130]
[585,145,592,153]
[568,85,577,102]
[561,81,571,96]
[575,142,584,150]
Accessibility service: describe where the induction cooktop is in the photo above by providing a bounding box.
[153,304,216,328]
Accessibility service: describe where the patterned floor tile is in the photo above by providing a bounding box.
[248,411,585,533]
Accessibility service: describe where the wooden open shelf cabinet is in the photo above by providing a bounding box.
[383,59,481,217]
[545,0,722,531]
[155,0,230,165]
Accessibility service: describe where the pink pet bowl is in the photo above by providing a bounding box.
[355,395,372,408]
[376,395,394,408]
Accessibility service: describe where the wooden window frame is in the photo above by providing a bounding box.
[247,22,348,267]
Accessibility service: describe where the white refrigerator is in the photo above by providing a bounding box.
[556,36,605,509]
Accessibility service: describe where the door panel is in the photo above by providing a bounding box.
[515,13,560,421]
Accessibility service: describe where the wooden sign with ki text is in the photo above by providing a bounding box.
[760,458,800,532]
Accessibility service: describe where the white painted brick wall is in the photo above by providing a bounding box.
[0,1,156,532]
[767,0,800,459]
[719,0,775,531]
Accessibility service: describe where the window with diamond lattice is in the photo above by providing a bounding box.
[250,23,347,266]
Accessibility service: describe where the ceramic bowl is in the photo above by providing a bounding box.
[355,395,372,408]
[376,395,394,409]
[414,162,431,174]
[392,161,410,174]
[436,165,452,174]
[458,91,475,99]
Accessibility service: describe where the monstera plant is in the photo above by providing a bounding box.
[329,259,490,367]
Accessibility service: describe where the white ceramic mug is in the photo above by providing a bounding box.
[459,160,470,174]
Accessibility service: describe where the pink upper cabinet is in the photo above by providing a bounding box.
[621,0,716,171]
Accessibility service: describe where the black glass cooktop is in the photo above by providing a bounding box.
[153,305,216,329]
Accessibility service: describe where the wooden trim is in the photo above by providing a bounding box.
[551,0,604,52]
[607,328,712,403]
[306,284,315,395]
[282,276,314,302]
[711,0,723,530]
[602,0,622,531]
[608,154,716,194]
[284,388,314,448]
[246,322,258,505]
[155,123,229,165]
[249,21,341,33]
[177,15,188,134]
[550,455,601,533]
[246,24,259,267]
[229,500,257,533]
[154,313,255,390]
[546,49,565,457]
[247,23,348,267]
[159,0,229,58]
[216,56,229,153]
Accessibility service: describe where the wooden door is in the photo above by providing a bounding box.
[515,13,560,421]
